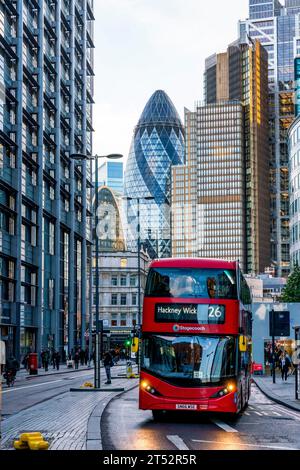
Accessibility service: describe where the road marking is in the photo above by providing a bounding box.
[211,419,238,433]
[167,435,189,450]
[192,439,298,450]
[244,412,250,416]
[273,406,300,420]
[1,379,63,394]
[272,411,281,416]
[254,411,263,416]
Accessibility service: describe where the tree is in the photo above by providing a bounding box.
[281,263,300,302]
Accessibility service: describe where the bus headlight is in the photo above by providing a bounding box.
[211,382,236,398]
[140,381,160,396]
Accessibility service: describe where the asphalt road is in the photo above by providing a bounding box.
[101,384,300,451]
[1,368,105,416]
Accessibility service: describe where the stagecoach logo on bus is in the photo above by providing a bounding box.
[173,324,206,332]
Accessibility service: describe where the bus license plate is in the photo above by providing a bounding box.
[176,404,197,410]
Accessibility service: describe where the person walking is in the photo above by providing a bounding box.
[84,347,89,366]
[80,348,85,366]
[55,351,61,371]
[280,351,291,381]
[103,350,114,385]
[74,350,80,370]
[41,349,49,372]
[51,349,56,369]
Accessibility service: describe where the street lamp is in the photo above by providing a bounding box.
[70,152,123,389]
[124,196,154,372]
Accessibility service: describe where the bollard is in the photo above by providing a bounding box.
[14,432,49,451]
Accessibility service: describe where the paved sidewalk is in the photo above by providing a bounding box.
[253,374,300,412]
[0,372,139,450]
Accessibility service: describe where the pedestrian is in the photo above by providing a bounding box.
[280,351,291,381]
[55,351,61,371]
[103,350,114,385]
[74,350,80,369]
[80,348,85,366]
[41,349,49,372]
[22,354,29,371]
[51,349,56,369]
[84,347,89,366]
[41,350,45,369]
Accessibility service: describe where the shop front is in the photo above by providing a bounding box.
[0,324,15,359]
[252,302,300,371]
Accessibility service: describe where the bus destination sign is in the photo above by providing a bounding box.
[155,303,225,324]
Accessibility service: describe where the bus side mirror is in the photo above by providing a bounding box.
[239,336,247,352]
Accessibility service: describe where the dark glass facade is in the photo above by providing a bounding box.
[240,0,298,276]
[0,0,94,360]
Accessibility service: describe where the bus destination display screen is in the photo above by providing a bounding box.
[155,304,225,324]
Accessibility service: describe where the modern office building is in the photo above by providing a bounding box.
[245,273,287,301]
[204,40,270,274]
[0,0,94,360]
[97,161,123,196]
[288,114,300,266]
[124,90,185,259]
[239,0,300,276]
[173,101,247,271]
[172,40,270,274]
[95,186,125,252]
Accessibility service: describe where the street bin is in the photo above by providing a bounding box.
[28,353,38,375]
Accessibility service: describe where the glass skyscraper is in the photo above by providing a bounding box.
[98,161,124,195]
[172,40,270,274]
[0,0,94,360]
[124,90,185,259]
[240,0,300,276]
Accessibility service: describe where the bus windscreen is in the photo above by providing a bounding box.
[142,334,237,386]
[145,268,237,299]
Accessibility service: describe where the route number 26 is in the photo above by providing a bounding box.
[208,306,223,318]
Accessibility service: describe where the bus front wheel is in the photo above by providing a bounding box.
[152,410,166,421]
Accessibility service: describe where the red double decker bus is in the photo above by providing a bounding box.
[139,258,252,419]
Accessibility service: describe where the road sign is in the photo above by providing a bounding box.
[269,310,290,337]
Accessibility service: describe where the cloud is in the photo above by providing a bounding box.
[93,0,249,162]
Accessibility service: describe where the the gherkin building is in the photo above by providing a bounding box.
[124,90,185,258]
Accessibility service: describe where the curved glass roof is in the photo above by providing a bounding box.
[137,90,183,130]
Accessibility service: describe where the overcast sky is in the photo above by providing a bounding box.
[93,0,249,164]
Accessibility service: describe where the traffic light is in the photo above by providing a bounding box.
[131,337,139,353]
[124,338,131,347]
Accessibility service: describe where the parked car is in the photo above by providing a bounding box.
[251,362,263,375]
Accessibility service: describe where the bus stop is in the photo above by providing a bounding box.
[295,326,300,400]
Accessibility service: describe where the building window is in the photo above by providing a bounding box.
[132,317,137,326]
[130,276,136,287]
[49,221,55,255]
[120,294,127,305]
[120,316,126,326]
[111,316,117,326]
[111,294,118,305]
[120,276,127,286]
[132,294,137,305]
[111,276,118,286]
